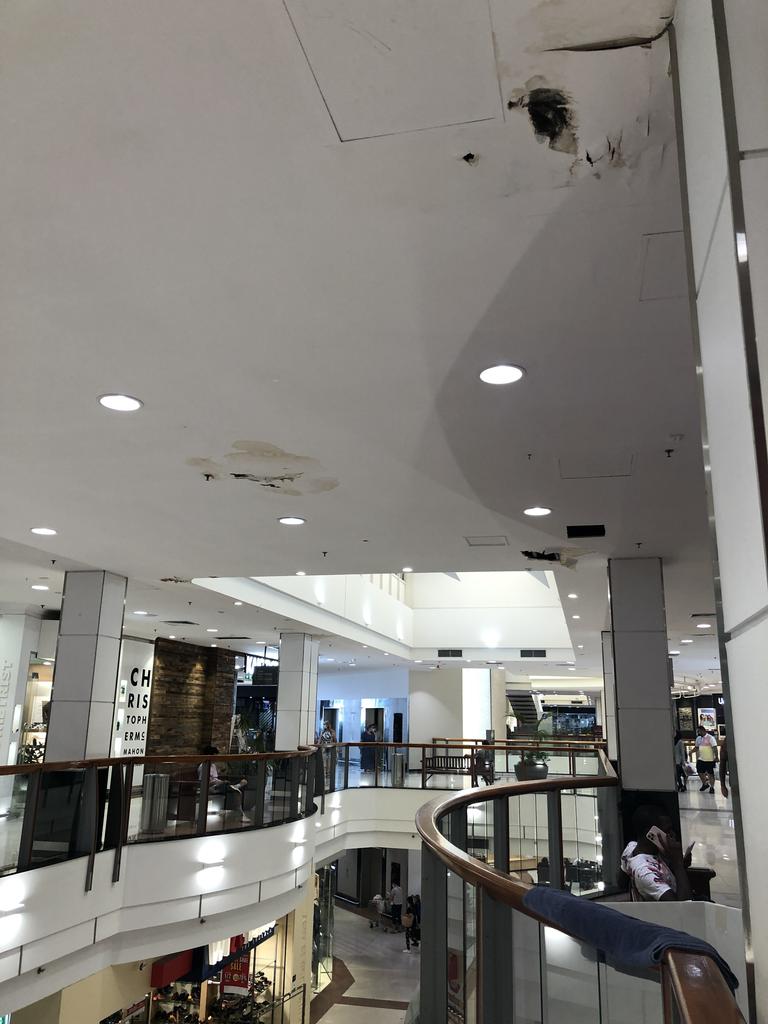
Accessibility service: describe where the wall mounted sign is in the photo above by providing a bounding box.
[114,639,154,757]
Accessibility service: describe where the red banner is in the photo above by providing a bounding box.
[221,935,250,994]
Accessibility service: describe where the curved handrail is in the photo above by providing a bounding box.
[415,748,617,913]
[415,752,745,1024]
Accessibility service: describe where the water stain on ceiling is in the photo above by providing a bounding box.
[188,442,339,495]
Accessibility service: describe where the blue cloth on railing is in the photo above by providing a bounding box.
[522,886,738,992]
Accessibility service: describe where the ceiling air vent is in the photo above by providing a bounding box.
[464,535,508,547]
[437,649,463,658]
[566,524,606,538]
[219,636,251,641]
[164,619,199,626]
[521,649,547,658]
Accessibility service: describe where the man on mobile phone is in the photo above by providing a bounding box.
[621,806,693,901]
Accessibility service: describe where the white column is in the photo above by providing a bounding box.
[490,668,508,741]
[45,571,127,761]
[275,632,319,750]
[675,3,768,1013]
[0,614,41,766]
[600,631,618,761]
[608,558,675,794]
[408,667,463,768]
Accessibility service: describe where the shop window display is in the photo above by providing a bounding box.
[16,658,54,763]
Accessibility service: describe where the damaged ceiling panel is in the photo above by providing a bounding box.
[283,0,501,140]
[519,0,676,51]
[488,0,676,184]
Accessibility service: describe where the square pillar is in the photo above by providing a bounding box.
[46,571,127,761]
[276,633,319,750]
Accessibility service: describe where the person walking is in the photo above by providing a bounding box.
[389,881,404,932]
[695,725,717,794]
[673,731,687,792]
[402,900,415,951]
[720,734,730,798]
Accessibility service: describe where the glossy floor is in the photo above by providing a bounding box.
[313,906,419,1023]
[679,785,740,907]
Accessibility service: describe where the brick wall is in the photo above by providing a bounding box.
[146,639,235,756]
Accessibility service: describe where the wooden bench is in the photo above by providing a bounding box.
[423,753,477,785]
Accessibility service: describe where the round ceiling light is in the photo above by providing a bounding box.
[524,506,552,517]
[31,584,49,591]
[234,601,243,606]
[169,635,177,640]
[680,639,694,644]
[567,593,578,599]
[696,623,712,629]
[572,614,580,620]
[296,571,306,576]
[99,394,143,412]
[279,516,305,526]
[206,628,218,633]
[402,567,414,573]
[479,364,525,385]
[669,650,681,656]
[30,527,57,536]
[133,610,149,616]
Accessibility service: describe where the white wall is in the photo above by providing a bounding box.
[462,668,491,739]
[317,668,409,701]
[0,614,41,767]
[408,669,462,767]
[0,787,427,1013]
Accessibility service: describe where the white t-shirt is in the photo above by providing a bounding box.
[696,734,717,762]
[621,842,677,901]
[390,885,403,907]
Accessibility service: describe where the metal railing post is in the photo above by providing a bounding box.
[252,758,266,827]
[421,745,427,789]
[343,745,350,789]
[546,789,564,890]
[17,769,41,872]
[197,760,211,835]
[84,764,100,892]
[493,796,510,873]
[112,761,133,884]
[420,844,448,1024]
[289,756,301,817]
[374,744,380,787]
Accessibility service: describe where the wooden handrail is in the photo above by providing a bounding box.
[0,739,607,776]
[415,752,744,1024]
[661,950,745,1023]
[414,748,617,915]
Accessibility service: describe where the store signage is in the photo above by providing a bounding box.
[204,923,276,982]
[221,935,250,994]
[114,640,154,756]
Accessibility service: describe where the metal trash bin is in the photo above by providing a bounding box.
[392,751,406,788]
[140,773,169,833]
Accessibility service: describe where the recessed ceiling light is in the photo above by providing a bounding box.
[234,601,243,606]
[384,653,389,657]
[568,667,576,672]
[415,659,423,663]
[402,567,414,573]
[524,506,552,517]
[169,635,176,640]
[479,364,525,385]
[577,644,584,649]
[567,593,578,599]
[681,639,694,644]
[99,394,143,412]
[206,628,218,633]
[696,623,712,629]
[134,610,149,616]
[572,614,580,620]
[296,571,306,576]
[30,527,57,536]
[279,517,305,526]
[31,584,49,591]
[669,651,681,656]
[210,644,217,648]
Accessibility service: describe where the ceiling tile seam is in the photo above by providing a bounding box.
[282,0,343,143]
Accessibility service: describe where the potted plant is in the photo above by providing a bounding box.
[514,746,550,781]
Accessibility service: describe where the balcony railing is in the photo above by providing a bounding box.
[414,758,745,1024]
[0,740,609,889]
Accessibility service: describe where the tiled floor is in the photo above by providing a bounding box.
[312,906,419,1023]
[679,785,741,907]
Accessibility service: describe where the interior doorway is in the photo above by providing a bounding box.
[364,706,384,741]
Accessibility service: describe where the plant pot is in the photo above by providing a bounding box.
[514,761,549,782]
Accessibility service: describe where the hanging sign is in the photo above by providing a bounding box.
[221,935,250,994]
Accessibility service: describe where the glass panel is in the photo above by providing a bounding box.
[464,881,478,1024]
[509,793,550,883]
[29,768,88,867]
[543,925,602,1023]
[561,788,603,895]
[511,908,543,1024]
[599,962,664,1024]
[129,762,195,841]
[0,771,31,873]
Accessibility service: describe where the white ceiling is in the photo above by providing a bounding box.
[0,3,718,686]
